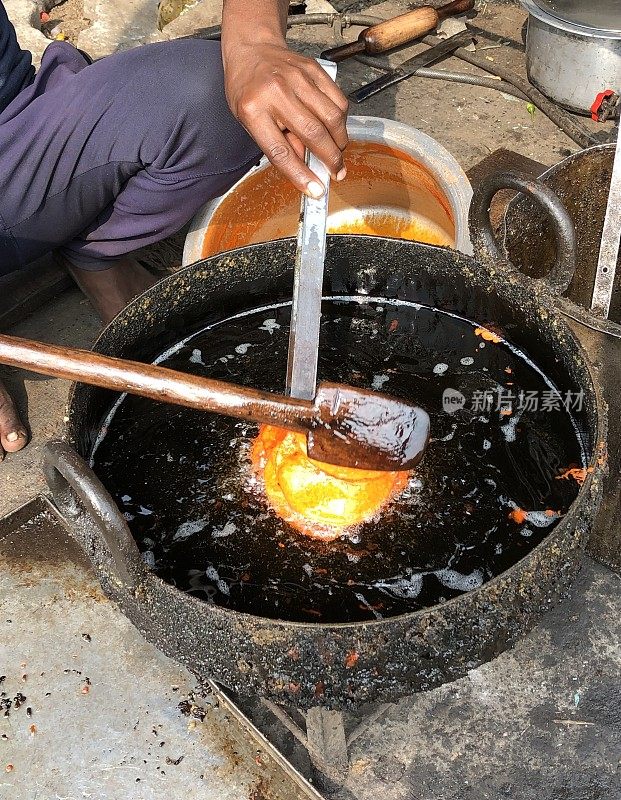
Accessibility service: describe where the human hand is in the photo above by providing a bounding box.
[223,41,349,198]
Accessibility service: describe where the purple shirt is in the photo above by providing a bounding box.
[0,2,34,112]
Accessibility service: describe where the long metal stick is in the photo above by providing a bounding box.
[591,129,621,318]
[286,59,338,401]
[0,333,316,429]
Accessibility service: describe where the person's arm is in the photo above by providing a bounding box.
[221,0,349,199]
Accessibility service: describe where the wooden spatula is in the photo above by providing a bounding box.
[0,334,430,472]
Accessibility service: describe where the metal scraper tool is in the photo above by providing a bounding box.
[350,29,472,104]
[591,127,621,319]
[286,59,338,401]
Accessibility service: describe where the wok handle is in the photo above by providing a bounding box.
[43,440,144,592]
[469,172,577,296]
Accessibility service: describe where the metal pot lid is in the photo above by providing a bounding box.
[520,0,621,38]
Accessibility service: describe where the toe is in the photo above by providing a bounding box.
[0,380,28,455]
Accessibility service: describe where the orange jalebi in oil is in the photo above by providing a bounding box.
[251,425,409,541]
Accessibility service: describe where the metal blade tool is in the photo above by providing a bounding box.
[591,127,621,319]
[286,59,338,401]
[350,29,473,104]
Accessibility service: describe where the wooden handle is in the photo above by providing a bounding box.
[0,334,316,432]
[436,0,475,22]
[321,40,366,63]
[363,7,438,53]
[322,0,473,62]
[363,0,473,55]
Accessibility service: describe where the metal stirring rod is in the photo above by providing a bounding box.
[286,59,338,401]
[591,127,621,319]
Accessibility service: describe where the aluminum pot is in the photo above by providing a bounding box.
[520,0,621,114]
[183,115,473,264]
[43,223,605,711]
[476,144,621,573]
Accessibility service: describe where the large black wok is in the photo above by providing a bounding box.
[43,223,605,710]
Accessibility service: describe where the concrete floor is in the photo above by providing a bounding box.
[0,289,99,517]
[0,2,619,799]
[0,500,319,800]
[343,561,621,800]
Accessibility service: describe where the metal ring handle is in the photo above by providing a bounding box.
[469,172,577,296]
[43,440,144,591]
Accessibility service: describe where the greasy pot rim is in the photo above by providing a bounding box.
[63,235,606,633]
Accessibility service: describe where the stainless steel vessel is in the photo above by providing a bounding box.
[520,0,621,114]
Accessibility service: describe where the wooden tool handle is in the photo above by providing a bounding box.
[322,39,366,63]
[363,0,473,54]
[322,0,474,61]
[363,7,438,53]
[0,334,316,432]
[436,0,475,22]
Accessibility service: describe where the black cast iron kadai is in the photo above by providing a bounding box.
[43,208,605,710]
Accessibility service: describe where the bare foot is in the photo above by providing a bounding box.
[0,256,155,461]
[56,255,157,325]
[0,379,28,462]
